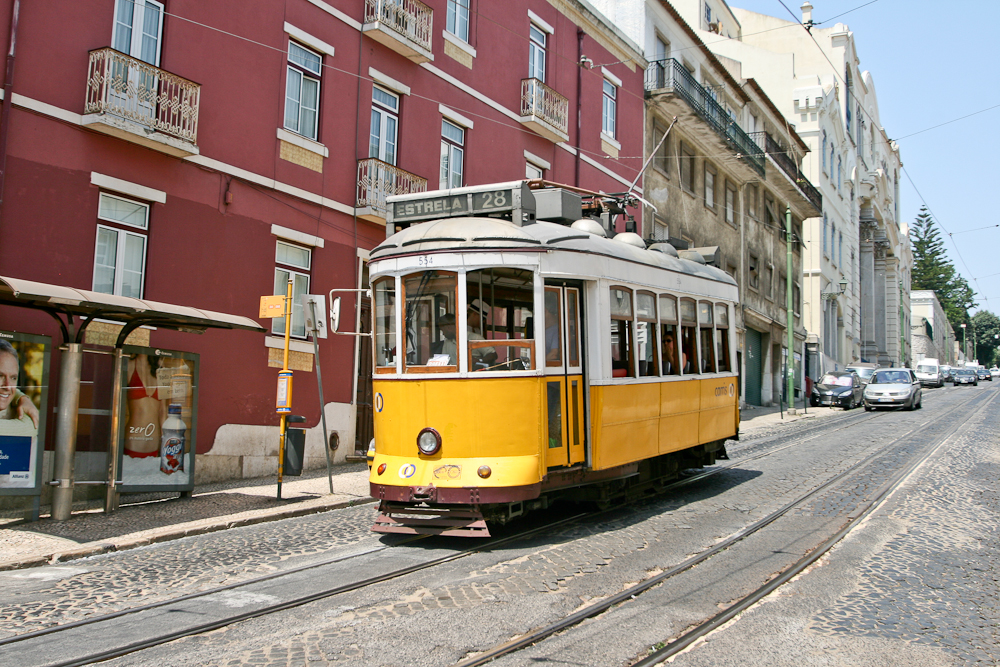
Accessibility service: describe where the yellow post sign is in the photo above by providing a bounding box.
[259,295,285,318]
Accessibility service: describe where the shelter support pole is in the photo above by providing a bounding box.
[104,348,125,512]
[309,300,334,494]
[51,343,82,521]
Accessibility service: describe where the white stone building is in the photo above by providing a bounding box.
[666,0,909,371]
[910,290,955,365]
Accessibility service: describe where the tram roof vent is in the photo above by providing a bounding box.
[570,218,607,237]
[534,189,583,225]
[613,232,646,249]
[678,249,707,264]
[690,246,721,266]
[648,242,679,257]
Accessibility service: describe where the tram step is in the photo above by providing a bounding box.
[372,502,491,537]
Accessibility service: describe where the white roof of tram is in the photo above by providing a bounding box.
[370,217,737,288]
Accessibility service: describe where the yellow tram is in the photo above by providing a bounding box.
[362,182,739,536]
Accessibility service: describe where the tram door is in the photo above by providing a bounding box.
[543,284,586,468]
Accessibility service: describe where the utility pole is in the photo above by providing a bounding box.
[785,206,795,413]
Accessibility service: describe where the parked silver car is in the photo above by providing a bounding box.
[863,368,922,411]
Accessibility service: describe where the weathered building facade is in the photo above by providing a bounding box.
[589,0,820,406]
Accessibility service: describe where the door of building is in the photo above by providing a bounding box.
[110,0,164,121]
[745,328,763,406]
[543,283,586,469]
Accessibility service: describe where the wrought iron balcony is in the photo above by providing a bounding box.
[363,0,433,63]
[519,78,569,143]
[84,48,200,155]
[750,131,823,212]
[645,58,764,176]
[357,158,428,222]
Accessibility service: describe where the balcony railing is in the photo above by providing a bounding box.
[85,48,200,144]
[520,78,569,141]
[357,158,428,219]
[645,59,764,176]
[750,131,823,211]
[364,0,433,54]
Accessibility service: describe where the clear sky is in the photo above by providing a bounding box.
[725,0,1000,316]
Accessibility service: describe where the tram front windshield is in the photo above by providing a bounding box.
[379,268,535,372]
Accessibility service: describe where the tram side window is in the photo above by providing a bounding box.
[403,271,457,371]
[659,294,680,375]
[374,277,396,369]
[680,298,697,374]
[699,301,716,373]
[610,287,634,378]
[715,303,731,372]
[636,292,658,377]
[466,268,535,371]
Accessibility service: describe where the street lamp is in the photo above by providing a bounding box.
[960,323,967,361]
[821,277,849,301]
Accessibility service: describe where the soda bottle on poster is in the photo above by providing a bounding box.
[160,403,185,474]
[170,361,192,430]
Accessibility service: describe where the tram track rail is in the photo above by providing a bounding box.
[1,389,970,667]
[450,388,993,667]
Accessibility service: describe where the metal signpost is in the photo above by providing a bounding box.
[260,282,293,500]
[303,294,334,494]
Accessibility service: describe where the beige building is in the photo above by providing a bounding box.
[910,290,955,365]
[666,0,909,371]
[590,0,820,406]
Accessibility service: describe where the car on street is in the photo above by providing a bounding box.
[863,368,922,411]
[914,358,944,388]
[845,362,878,386]
[810,371,863,409]
[952,368,978,386]
[940,365,953,382]
[976,367,991,381]
[991,366,1000,378]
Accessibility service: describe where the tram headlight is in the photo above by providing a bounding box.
[417,427,442,456]
[478,465,492,479]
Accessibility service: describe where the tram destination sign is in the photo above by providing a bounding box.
[387,181,536,232]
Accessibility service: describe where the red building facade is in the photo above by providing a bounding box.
[0,0,644,489]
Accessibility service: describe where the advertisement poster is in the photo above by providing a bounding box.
[118,346,198,492]
[0,331,50,494]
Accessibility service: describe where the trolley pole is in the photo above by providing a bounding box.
[785,206,795,414]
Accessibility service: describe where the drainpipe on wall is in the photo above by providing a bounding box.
[0,0,21,227]
[574,27,583,188]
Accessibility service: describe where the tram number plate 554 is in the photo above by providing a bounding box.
[418,255,433,267]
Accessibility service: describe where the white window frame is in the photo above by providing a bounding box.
[529,23,546,82]
[370,85,400,165]
[112,0,164,66]
[602,79,617,138]
[273,241,312,339]
[284,41,322,141]
[93,192,150,298]
[447,0,471,42]
[704,164,716,209]
[440,119,465,189]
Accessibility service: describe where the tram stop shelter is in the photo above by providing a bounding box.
[0,276,265,520]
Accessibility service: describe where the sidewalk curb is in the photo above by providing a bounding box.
[0,496,378,572]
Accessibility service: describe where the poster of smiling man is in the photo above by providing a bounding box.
[0,331,50,493]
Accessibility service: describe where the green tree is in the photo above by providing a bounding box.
[910,206,976,330]
[971,311,1000,365]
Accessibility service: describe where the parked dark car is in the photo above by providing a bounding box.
[810,371,863,409]
[940,365,953,382]
[952,368,978,386]
[845,362,878,385]
[863,368,922,411]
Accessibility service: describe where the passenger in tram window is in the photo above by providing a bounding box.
[661,326,684,375]
[680,326,696,374]
[433,313,458,364]
[466,303,497,369]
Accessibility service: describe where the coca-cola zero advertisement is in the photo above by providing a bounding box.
[117,346,198,492]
